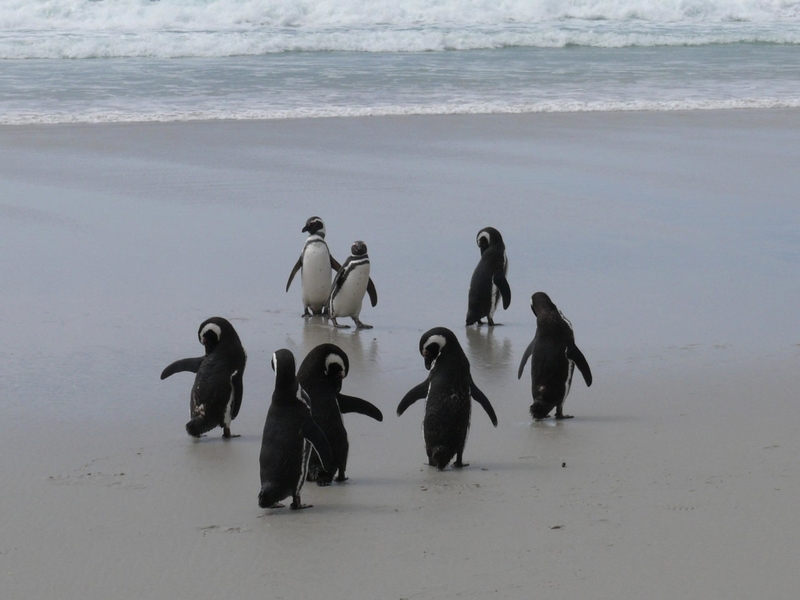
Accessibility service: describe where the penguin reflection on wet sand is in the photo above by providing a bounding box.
[518,292,593,420]
[466,227,511,327]
[258,349,333,510]
[328,240,378,329]
[286,216,342,317]
[160,317,247,438]
[397,327,497,470]
[297,344,383,485]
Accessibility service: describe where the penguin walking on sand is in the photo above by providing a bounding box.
[397,327,497,470]
[518,292,592,420]
[258,349,333,510]
[286,216,342,317]
[328,240,378,329]
[297,344,383,485]
[466,227,511,326]
[160,317,247,439]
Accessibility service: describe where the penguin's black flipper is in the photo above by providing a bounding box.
[397,380,428,416]
[494,273,511,310]
[567,344,593,387]
[160,356,204,380]
[517,339,535,379]
[338,394,383,421]
[302,417,333,473]
[367,278,378,307]
[329,255,342,272]
[470,380,498,426]
[286,256,303,292]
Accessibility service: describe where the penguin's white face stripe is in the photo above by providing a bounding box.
[310,219,325,236]
[200,322,222,342]
[296,386,310,408]
[423,335,447,354]
[324,354,346,377]
[559,310,574,331]
[271,353,277,372]
[477,231,491,247]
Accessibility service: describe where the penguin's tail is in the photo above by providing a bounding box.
[430,446,454,470]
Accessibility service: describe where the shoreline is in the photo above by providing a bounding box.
[3,102,800,128]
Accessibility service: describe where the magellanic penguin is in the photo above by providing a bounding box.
[466,227,511,326]
[517,292,592,420]
[397,327,497,470]
[297,344,383,486]
[258,349,333,510]
[160,317,247,438]
[327,240,378,329]
[286,216,342,317]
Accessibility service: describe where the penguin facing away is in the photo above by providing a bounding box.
[286,216,342,317]
[258,349,333,510]
[397,327,497,470]
[517,292,592,420]
[328,240,378,329]
[160,317,247,438]
[466,227,511,327]
[297,343,383,486]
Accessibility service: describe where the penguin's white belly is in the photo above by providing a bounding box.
[489,282,499,318]
[332,265,369,317]
[301,245,332,310]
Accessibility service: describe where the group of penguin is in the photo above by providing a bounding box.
[160,216,593,511]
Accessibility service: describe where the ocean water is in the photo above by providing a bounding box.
[1,0,799,124]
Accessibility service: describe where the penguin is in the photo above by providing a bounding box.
[286,216,342,317]
[517,292,592,420]
[466,227,511,326]
[258,349,333,510]
[160,317,247,438]
[397,327,497,470]
[297,343,383,486]
[328,240,378,329]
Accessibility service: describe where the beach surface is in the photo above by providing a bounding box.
[2,110,799,599]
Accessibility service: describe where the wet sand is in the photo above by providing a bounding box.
[1,110,799,599]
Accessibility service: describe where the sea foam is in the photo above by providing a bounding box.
[1,0,799,58]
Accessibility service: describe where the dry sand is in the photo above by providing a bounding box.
[1,110,799,599]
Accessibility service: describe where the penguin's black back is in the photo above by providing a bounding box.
[525,292,590,419]
[259,350,312,506]
[297,344,349,481]
[162,316,246,438]
[466,228,507,325]
[421,328,473,469]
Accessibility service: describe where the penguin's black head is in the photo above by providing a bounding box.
[531,401,554,420]
[324,351,349,382]
[419,327,455,371]
[476,227,503,254]
[530,292,556,317]
[302,216,325,236]
[351,240,368,257]
[271,349,299,395]
[197,317,236,354]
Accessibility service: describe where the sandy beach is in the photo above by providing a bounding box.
[2,110,799,599]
